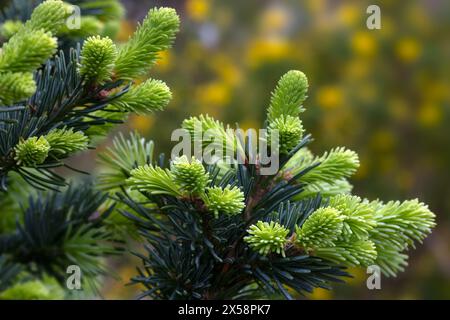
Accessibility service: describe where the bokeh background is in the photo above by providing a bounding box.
[4,0,450,299]
[100,0,450,300]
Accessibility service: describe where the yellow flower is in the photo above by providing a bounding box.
[209,54,242,86]
[246,38,292,68]
[395,38,422,63]
[129,115,154,133]
[260,6,291,33]
[186,0,210,22]
[337,4,360,27]
[316,86,344,109]
[351,31,377,57]
[196,81,231,107]
[418,103,442,127]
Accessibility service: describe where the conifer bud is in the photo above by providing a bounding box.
[79,36,117,84]
[14,136,50,166]
[45,128,89,157]
[267,70,309,122]
[112,79,172,114]
[295,207,344,250]
[26,0,69,35]
[268,115,304,154]
[244,221,290,257]
[0,72,36,105]
[171,156,209,195]
[204,186,245,218]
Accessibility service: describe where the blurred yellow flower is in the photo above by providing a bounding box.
[316,85,344,109]
[186,0,210,22]
[129,115,155,133]
[209,54,242,86]
[418,103,442,127]
[260,5,291,33]
[337,4,360,27]
[246,38,292,68]
[395,38,422,63]
[196,81,231,107]
[351,31,377,57]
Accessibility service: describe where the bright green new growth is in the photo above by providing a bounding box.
[328,195,376,241]
[79,36,117,84]
[114,7,180,80]
[0,0,69,105]
[244,221,290,257]
[25,0,69,35]
[112,79,172,114]
[295,207,344,249]
[203,186,245,218]
[267,70,308,122]
[290,193,435,272]
[98,132,154,191]
[0,277,64,300]
[61,16,103,38]
[314,240,378,267]
[171,156,209,195]
[299,147,360,185]
[0,20,23,39]
[128,165,182,197]
[44,128,89,157]
[0,30,56,73]
[14,136,50,166]
[369,199,435,276]
[182,114,241,157]
[0,72,36,105]
[268,115,304,154]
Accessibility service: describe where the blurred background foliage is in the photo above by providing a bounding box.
[1,0,449,299]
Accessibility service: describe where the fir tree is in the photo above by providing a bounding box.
[100,70,435,300]
[0,1,179,299]
[0,0,436,301]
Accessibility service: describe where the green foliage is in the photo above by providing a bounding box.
[299,147,360,185]
[267,70,308,122]
[0,29,56,73]
[14,136,50,166]
[314,240,378,267]
[111,70,435,299]
[112,79,172,114]
[0,2,180,299]
[128,165,181,197]
[0,20,23,38]
[244,221,290,257]
[171,155,209,195]
[182,114,241,156]
[44,128,89,157]
[295,207,344,249]
[0,72,36,105]
[328,194,376,241]
[98,132,154,191]
[24,0,69,35]
[268,115,304,154]
[114,7,180,80]
[79,35,117,84]
[203,185,245,217]
[0,276,64,300]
